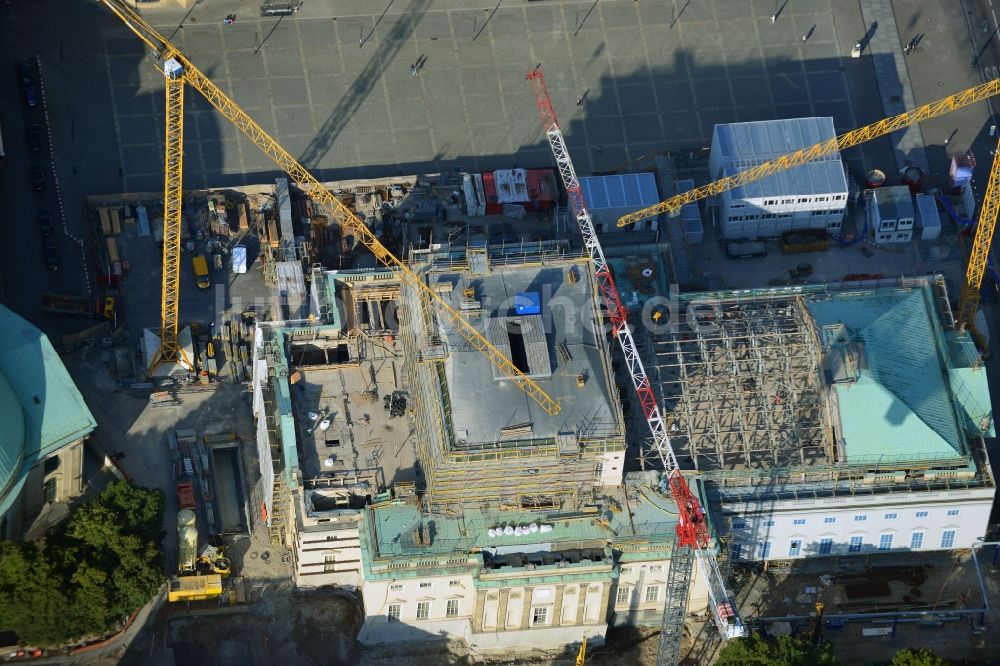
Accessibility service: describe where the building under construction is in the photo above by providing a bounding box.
[400,243,626,511]
[649,276,996,562]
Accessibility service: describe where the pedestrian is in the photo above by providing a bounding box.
[771,13,776,23]
[576,97,583,106]
[410,63,417,76]
[801,34,807,42]
[595,145,602,154]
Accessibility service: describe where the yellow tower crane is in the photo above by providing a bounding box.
[97,0,561,415]
[615,77,1000,339]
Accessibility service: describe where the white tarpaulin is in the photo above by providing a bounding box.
[232,245,247,274]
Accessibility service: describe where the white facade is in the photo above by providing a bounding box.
[357,557,610,651]
[709,118,848,240]
[724,486,995,561]
[610,555,709,626]
[359,571,478,645]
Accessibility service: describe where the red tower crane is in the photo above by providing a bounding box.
[526,68,745,665]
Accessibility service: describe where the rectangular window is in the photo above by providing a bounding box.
[446,599,459,617]
[793,518,807,525]
[645,585,661,603]
[388,604,401,621]
[758,541,773,558]
[649,565,663,572]
[916,511,928,518]
[819,538,833,554]
[947,509,960,516]
[849,536,863,553]
[762,520,775,528]
[884,513,897,520]
[731,543,743,560]
[449,580,461,588]
[879,534,894,550]
[824,517,836,524]
[324,555,336,573]
[532,606,549,626]
[854,515,868,522]
[788,540,802,557]
[419,582,432,589]
[416,601,430,620]
[389,583,403,591]
[941,530,956,549]
[616,586,631,605]
[910,532,924,549]
[732,520,747,529]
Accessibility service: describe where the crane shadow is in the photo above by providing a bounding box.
[298,0,431,171]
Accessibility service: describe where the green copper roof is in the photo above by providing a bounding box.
[0,306,96,514]
[0,368,26,502]
[808,288,964,464]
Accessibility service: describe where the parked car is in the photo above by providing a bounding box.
[26,124,41,152]
[23,83,37,108]
[30,164,45,191]
[16,58,33,87]
[38,207,53,237]
[42,239,59,271]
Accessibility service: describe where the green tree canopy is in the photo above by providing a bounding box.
[0,481,165,646]
[716,633,837,666]
[891,647,950,666]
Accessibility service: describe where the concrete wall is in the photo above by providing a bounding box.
[2,440,85,539]
[724,487,996,560]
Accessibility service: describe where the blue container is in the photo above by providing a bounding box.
[514,292,541,315]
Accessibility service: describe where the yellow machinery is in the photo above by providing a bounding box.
[615,78,1000,340]
[97,0,560,416]
[167,573,223,603]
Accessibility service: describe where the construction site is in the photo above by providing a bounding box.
[31,2,1000,665]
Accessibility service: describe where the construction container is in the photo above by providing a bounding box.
[677,179,704,244]
[915,194,941,240]
[949,152,976,192]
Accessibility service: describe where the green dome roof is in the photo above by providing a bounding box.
[0,368,26,498]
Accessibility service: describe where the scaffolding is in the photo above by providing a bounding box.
[653,294,830,472]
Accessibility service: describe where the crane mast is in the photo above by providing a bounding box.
[956,142,1000,333]
[526,69,744,665]
[97,0,561,415]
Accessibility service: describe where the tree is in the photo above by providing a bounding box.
[0,541,73,646]
[0,481,165,646]
[716,633,837,666]
[891,647,950,666]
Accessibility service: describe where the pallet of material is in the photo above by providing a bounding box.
[267,220,280,248]
[99,207,112,236]
[106,237,120,263]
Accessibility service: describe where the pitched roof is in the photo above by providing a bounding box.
[808,289,964,463]
[0,306,96,512]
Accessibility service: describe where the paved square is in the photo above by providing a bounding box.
[98,0,887,191]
